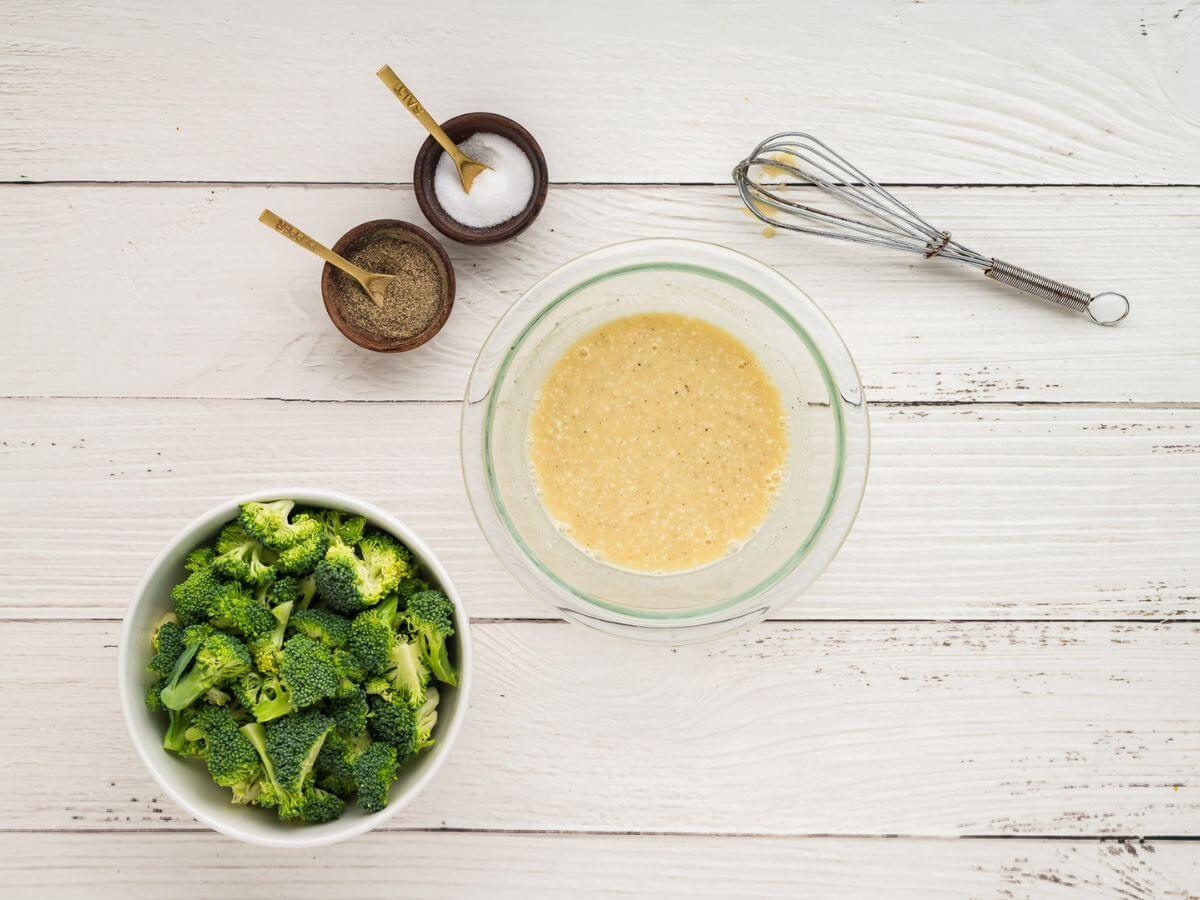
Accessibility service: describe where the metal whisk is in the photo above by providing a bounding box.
[732,132,1129,326]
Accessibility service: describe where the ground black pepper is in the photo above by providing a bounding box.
[332,234,445,341]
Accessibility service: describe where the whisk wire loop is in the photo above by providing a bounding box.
[733,132,1128,324]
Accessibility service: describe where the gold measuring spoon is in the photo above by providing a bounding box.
[376,65,489,193]
[258,210,387,308]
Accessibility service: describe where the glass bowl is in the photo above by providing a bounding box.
[462,239,869,643]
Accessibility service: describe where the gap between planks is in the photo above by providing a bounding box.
[3,181,1200,189]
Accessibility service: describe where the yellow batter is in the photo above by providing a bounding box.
[528,312,789,573]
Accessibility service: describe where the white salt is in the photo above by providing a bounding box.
[433,132,535,228]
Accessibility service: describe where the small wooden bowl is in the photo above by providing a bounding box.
[413,112,549,245]
[320,219,455,352]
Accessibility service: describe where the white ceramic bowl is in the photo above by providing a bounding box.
[117,488,473,848]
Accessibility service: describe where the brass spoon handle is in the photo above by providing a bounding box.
[258,210,383,307]
[376,65,469,167]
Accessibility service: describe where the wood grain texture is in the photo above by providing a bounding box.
[2,1,1199,183]
[2,400,1196,621]
[2,184,1197,403]
[2,832,1198,900]
[2,619,1196,835]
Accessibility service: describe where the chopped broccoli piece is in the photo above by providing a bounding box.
[352,740,400,813]
[382,638,431,705]
[331,647,368,686]
[315,532,409,615]
[184,547,216,573]
[160,631,252,711]
[146,676,169,712]
[265,576,302,607]
[232,670,296,722]
[209,582,276,641]
[297,574,317,610]
[347,595,399,673]
[367,691,436,760]
[289,608,353,650]
[296,786,345,823]
[329,686,370,737]
[190,705,263,804]
[147,617,186,677]
[247,600,292,676]
[280,634,340,708]
[305,508,368,546]
[406,590,457,686]
[315,730,367,798]
[163,706,203,756]
[212,523,278,586]
[276,520,328,576]
[170,566,225,626]
[240,500,324,550]
[241,710,334,821]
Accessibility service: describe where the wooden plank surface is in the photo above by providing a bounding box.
[4,619,1196,835]
[3,832,1198,900]
[3,1,1199,184]
[2,184,1197,403]
[3,400,1196,621]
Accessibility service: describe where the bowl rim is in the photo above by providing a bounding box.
[461,238,870,639]
[117,487,473,848]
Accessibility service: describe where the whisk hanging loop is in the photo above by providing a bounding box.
[732,132,1129,326]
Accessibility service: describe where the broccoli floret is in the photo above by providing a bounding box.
[163,706,203,756]
[406,590,457,686]
[241,710,335,821]
[315,730,367,798]
[184,547,216,573]
[240,500,324,550]
[289,608,353,650]
[170,566,225,626]
[382,638,430,705]
[329,686,369,737]
[265,576,302,607]
[204,685,231,706]
[331,648,368,686]
[146,676,169,712]
[395,575,431,605]
[280,634,340,708]
[209,582,276,641]
[367,691,436,760]
[147,617,186,677]
[347,595,399,673]
[247,600,293,676]
[160,631,252,711]
[296,787,345,823]
[276,520,328,576]
[190,705,263,804]
[306,508,368,546]
[352,740,400,813]
[212,523,278,586]
[315,533,409,615]
[232,670,296,722]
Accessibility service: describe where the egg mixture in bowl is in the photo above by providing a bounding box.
[462,239,869,643]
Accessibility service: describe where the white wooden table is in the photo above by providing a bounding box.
[3,2,1199,896]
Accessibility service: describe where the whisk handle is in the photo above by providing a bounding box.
[985,259,1129,326]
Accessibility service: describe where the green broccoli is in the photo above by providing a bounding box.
[280,634,340,708]
[189,705,263,804]
[163,706,203,756]
[146,676,169,712]
[265,576,302,607]
[383,638,431,705]
[209,582,276,641]
[184,546,216,573]
[212,523,278,586]
[160,631,252,711]
[329,686,370,737]
[232,670,296,722]
[241,710,334,821]
[347,595,400,673]
[295,787,345,823]
[406,589,457,686]
[169,565,225,626]
[367,691,436,760]
[240,500,324,550]
[331,647,368,686]
[352,740,400,813]
[306,507,368,546]
[289,608,353,649]
[315,730,368,798]
[275,521,328,576]
[248,600,293,676]
[147,616,186,677]
[315,532,409,615]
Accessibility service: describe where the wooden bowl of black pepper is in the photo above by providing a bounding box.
[320,219,455,352]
